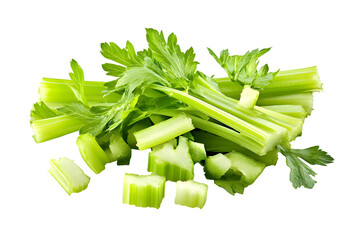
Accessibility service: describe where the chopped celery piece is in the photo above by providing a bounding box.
[31,115,83,143]
[77,133,109,174]
[105,133,131,165]
[188,140,207,163]
[225,151,266,186]
[123,173,165,209]
[175,180,208,209]
[49,157,90,195]
[148,136,194,181]
[192,130,278,166]
[239,85,259,108]
[134,113,195,150]
[126,118,152,149]
[261,105,307,119]
[204,153,232,179]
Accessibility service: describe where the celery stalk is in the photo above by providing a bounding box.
[49,157,90,195]
[31,115,83,143]
[134,113,195,150]
[77,133,109,174]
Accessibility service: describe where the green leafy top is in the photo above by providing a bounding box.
[208,47,278,89]
[277,145,334,189]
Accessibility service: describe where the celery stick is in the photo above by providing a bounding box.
[216,66,322,98]
[225,151,266,186]
[40,78,120,103]
[148,136,194,181]
[204,153,232,179]
[188,140,207,163]
[49,157,90,195]
[31,115,83,143]
[123,173,165,209]
[261,105,307,119]
[175,180,208,209]
[192,130,278,166]
[105,133,131,165]
[257,93,314,114]
[134,113,195,150]
[126,118,152,149]
[77,133,109,174]
[239,85,260,108]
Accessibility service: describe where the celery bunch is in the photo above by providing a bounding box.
[31,29,333,209]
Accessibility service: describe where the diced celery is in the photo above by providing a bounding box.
[175,180,208,209]
[225,151,266,186]
[204,153,232,179]
[49,157,90,195]
[105,133,132,165]
[126,118,152,149]
[188,140,207,163]
[148,136,194,181]
[134,113,195,151]
[239,85,260,108]
[123,173,165,209]
[77,133,109,174]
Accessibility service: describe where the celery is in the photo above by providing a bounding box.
[204,153,232,179]
[134,113,195,150]
[192,130,278,166]
[123,173,165,209]
[77,133,109,174]
[31,115,83,143]
[148,136,194,181]
[225,151,266,186]
[49,157,90,195]
[188,140,207,163]
[261,105,307,119]
[105,133,131,165]
[126,118,152,149]
[216,66,322,98]
[175,180,208,209]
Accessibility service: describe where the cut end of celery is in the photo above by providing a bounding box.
[148,136,194,181]
[204,153,232,179]
[135,113,195,151]
[188,140,207,163]
[77,133,109,174]
[175,180,208,209]
[239,85,259,108]
[123,173,165,209]
[225,151,266,186]
[49,157,90,195]
[105,133,132,165]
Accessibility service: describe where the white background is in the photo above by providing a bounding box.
[1,0,359,239]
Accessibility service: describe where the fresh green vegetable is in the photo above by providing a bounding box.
[148,136,194,181]
[31,28,334,207]
[77,133,110,174]
[123,173,165,209]
[104,133,132,165]
[204,153,232,179]
[49,157,90,195]
[175,180,208,209]
[188,140,207,163]
[134,113,194,150]
[225,151,266,186]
